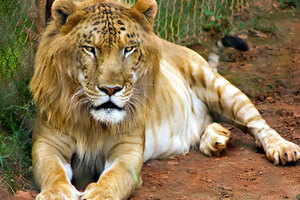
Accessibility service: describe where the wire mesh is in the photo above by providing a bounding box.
[122,0,249,44]
[0,0,39,81]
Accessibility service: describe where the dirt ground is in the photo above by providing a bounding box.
[2,2,300,200]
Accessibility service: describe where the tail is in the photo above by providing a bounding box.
[207,35,249,72]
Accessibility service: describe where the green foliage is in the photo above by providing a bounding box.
[235,16,278,35]
[0,69,34,192]
[0,0,35,193]
[253,18,278,34]
[0,69,34,182]
[279,0,300,9]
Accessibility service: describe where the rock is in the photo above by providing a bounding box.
[293,110,300,118]
[266,96,275,103]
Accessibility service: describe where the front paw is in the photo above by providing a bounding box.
[36,184,80,200]
[200,123,231,157]
[81,183,119,200]
[264,139,300,165]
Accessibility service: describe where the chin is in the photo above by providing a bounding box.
[90,108,126,124]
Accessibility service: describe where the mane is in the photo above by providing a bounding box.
[30,0,161,141]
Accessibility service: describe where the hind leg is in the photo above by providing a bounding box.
[199,123,231,156]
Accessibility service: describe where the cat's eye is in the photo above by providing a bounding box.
[83,46,96,57]
[123,46,135,58]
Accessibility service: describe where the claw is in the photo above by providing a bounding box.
[273,151,280,165]
[264,139,300,165]
[200,123,231,157]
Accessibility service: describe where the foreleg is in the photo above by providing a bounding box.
[196,66,300,165]
[33,133,79,200]
[81,132,144,200]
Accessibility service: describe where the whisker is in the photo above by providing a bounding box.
[132,88,152,104]
[129,95,152,113]
[71,87,85,102]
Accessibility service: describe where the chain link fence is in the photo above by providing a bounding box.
[124,0,249,43]
[0,0,249,81]
[0,0,40,81]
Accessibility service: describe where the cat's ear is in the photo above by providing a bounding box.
[52,0,77,26]
[132,0,157,26]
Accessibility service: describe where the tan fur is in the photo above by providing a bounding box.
[31,0,300,199]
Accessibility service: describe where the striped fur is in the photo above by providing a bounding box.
[31,0,300,200]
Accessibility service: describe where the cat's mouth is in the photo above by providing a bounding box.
[90,101,123,111]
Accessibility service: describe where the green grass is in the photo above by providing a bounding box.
[279,0,300,9]
[0,70,34,192]
[0,69,34,191]
[0,0,35,193]
[234,16,278,35]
